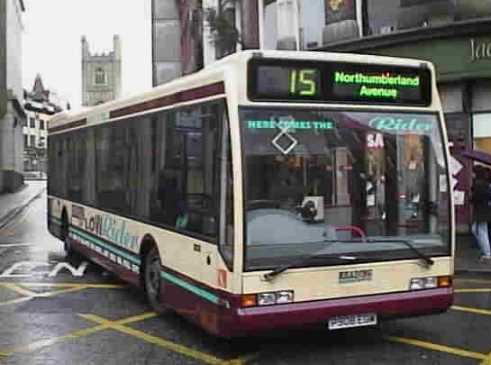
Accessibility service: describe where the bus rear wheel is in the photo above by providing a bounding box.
[144,248,167,313]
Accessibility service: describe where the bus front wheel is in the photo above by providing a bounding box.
[144,248,168,313]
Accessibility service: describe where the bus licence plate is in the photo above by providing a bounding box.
[328,313,377,330]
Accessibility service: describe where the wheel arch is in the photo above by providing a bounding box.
[139,234,160,286]
[60,206,69,239]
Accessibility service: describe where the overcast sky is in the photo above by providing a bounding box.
[22,0,152,109]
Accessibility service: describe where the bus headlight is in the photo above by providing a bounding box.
[275,291,294,304]
[256,291,294,306]
[257,292,277,306]
[410,276,438,290]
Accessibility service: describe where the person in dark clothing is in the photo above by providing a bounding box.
[471,166,491,261]
[158,172,179,226]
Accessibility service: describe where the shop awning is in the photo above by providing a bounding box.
[460,150,491,167]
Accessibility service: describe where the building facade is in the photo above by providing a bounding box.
[23,75,64,174]
[151,0,491,231]
[0,0,26,193]
[151,0,205,86]
[314,0,491,233]
[81,35,122,106]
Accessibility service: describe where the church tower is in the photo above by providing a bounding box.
[81,35,122,106]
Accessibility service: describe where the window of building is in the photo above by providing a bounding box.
[29,117,35,128]
[455,0,491,21]
[364,0,455,36]
[40,120,45,130]
[215,5,238,59]
[24,135,28,148]
[29,135,35,147]
[300,0,325,49]
[473,113,491,152]
[94,67,107,85]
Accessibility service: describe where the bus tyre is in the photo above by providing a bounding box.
[144,248,167,313]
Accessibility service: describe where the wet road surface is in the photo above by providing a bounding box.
[1,189,491,364]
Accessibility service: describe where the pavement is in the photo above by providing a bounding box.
[0,182,489,274]
[455,233,491,273]
[0,180,46,230]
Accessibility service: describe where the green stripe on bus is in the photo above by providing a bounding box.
[70,227,141,266]
[67,224,224,307]
[160,271,222,305]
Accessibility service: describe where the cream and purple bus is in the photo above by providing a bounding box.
[48,50,453,337]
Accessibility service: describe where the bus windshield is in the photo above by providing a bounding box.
[240,107,451,271]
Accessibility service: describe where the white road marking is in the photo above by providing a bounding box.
[0,243,34,248]
[0,260,89,278]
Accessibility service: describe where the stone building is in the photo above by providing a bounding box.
[0,0,26,193]
[81,35,122,106]
[23,74,64,174]
[151,0,257,86]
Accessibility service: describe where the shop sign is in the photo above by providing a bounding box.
[366,133,384,149]
[470,38,491,62]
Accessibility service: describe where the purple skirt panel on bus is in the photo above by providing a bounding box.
[68,235,453,338]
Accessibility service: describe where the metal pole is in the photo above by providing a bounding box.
[293,0,300,50]
[257,0,264,49]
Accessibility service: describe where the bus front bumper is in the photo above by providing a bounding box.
[227,288,452,336]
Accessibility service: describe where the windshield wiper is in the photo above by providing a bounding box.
[263,241,355,281]
[364,238,434,268]
[262,238,435,281]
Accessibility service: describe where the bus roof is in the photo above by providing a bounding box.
[48,50,436,133]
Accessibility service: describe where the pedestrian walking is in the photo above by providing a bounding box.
[471,165,491,261]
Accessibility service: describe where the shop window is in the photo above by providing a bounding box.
[455,0,491,21]
[473,113,491,153]
[364,0,455,36]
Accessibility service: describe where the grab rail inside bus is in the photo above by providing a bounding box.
[335,225,366,240]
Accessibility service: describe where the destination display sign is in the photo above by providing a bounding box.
[248,59,432,106]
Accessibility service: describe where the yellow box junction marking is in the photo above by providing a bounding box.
[80,313,227,365]
[0,312,157,356]
[385,336,487,361]
[2,283,39,297]
[455,289,491,293]
[0,311,255,365]
[0,282,127,307]
[455,278,491,285]
[452,305,491,316]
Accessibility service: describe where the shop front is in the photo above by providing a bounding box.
[322,23,491,233]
